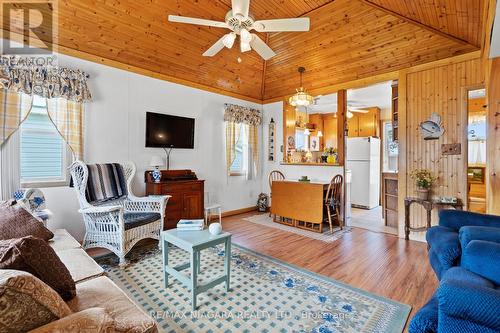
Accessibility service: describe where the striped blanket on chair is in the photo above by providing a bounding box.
[85,163,128,204]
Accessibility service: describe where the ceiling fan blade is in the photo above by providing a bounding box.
[252,18,310,32]
[203,36,226,57]
[249,34,276,60]
[168,15,229,29]
[231,0,250,19]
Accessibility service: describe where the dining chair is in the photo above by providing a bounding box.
[268,170,285,217]
[325,174,343,232]
[204,192,222,227]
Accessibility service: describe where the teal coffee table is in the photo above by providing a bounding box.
[161,229,231,310]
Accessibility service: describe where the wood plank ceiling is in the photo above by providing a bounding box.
[1,0,484,102]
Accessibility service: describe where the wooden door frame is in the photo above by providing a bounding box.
[462,84,487,212]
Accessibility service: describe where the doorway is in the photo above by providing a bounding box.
[344,81,398,235]
[467,88,487,213]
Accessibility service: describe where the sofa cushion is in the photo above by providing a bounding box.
[124,212,161,230]
[56,248,105,283]
[49,229,81,252]
[426,226,460,278]
[67,276,157,333]
[462,240,500,286]
[0,236,76,300]
[0,200,53,241]
[0,270,72,333]
[28,307,116,333]
[459,226,500,249]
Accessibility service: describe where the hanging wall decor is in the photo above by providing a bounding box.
[268,118,276,161]
[419,112,445,140]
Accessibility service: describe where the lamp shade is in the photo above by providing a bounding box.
[149,155,164,167]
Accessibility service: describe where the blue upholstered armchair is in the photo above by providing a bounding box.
[426,210,500,279]
[410,210,500,333]
[437,240,500,332]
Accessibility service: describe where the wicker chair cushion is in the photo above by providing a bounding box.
[123,212,161,230]
[85,163,128,204]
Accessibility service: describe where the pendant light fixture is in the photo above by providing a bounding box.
[289,67,314,107]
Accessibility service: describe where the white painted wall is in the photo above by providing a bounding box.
[261,102,343,195]
[39,52,263,241]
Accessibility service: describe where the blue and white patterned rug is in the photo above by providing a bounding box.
[97,244,410,333]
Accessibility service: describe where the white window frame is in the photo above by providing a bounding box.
[20,98,71,188]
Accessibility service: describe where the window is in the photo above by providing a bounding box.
[229,124,249,175]
[382,121,398,171]
[20,95,69,187]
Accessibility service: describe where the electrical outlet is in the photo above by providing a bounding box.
[442,143,461,155]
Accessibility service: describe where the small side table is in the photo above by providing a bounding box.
[404,197,463,240]
[161,229,231,311]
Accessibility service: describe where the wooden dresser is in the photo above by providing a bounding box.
[145,170,204,230]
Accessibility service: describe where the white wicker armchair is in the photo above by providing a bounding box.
[70,161,170,265]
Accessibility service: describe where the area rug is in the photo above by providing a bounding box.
[97,244,410,333]
[243,214,351,243]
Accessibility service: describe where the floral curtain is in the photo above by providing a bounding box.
[224,104,261,177]
[0,57,90,162]
[224,103,262,126]
[0,57,91,103]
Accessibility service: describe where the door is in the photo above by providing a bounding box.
[182,192,202,219]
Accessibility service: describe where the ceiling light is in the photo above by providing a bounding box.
[241,41,251,52]
[223,32,236,48]
[240,28,252,43]
[347,111,354,119]
[289,67,314,107]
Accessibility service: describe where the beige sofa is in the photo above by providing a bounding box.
[7,229,158,333]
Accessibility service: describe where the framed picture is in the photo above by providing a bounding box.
[310,136,320,151]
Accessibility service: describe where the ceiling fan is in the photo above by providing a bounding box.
[168,0,310,60]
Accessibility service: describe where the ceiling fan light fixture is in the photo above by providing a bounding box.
[347,111,354,119]
[223,32,236,48]
[240,41,251,52]
[240,28,252,43]
[289,67,313,107]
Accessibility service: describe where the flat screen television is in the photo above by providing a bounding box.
[145,112,195,149]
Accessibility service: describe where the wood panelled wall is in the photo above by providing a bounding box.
[488,58,500,214]
[398,58,485,238]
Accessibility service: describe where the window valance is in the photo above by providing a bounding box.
[0,57,92,103]
[224,103,262,126]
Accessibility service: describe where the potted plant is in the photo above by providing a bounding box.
[410,169,435,200]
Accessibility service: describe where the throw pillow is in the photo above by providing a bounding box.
[0,236,76,300]
[0,200,53,241]
[0,269,72,333]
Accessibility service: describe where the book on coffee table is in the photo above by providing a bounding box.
[177,219,204,231]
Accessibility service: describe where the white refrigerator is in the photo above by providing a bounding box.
[346,137,381,209]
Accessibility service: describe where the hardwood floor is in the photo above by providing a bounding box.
[88,211,436,330]
[222,211,437,330]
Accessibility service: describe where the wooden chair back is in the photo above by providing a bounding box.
[269,170,285,189]
[325,174,343,205]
